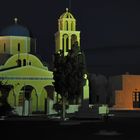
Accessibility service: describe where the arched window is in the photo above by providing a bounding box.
[4,43,6,52]
[23,59,26,66]
[71,34,77,46]
[66,37,69,51]
[71,22,73,31]
[62,36,65,51]
[18,43,20,52]
[17,59,21,66]
[65,20,68,30]
[63,34,69,52]
[29,61,31,65]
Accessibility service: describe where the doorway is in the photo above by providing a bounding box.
[21,85,33,116]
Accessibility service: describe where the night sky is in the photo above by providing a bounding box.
[0,0,140,74]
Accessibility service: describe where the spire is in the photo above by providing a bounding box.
[14,17,18,24]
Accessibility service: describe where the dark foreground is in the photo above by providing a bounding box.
[0,116,140,140]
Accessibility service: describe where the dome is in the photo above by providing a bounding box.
[59,8,75,19]
[0,18,31,37]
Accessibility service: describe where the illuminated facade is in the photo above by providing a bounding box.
[55,8,80,56]
[0,9,89,116]
[110,74,140,109]
[0,18,57,116]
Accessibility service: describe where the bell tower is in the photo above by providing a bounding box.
[55,8,80,56]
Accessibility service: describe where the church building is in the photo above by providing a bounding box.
[0,17,56,116]
[0,9,89,116]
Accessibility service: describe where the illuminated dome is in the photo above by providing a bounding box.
[0,18,31,37]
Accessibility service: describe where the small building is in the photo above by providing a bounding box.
[110,74,140,110]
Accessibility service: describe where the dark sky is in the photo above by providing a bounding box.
[0,0,140,66]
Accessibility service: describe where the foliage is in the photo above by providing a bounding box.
[0,82,13,116]
[53,102,69,113]
[53,42,86,101]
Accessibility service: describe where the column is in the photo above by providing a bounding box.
[69,35,71,50]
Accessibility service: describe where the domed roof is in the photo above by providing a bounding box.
[60,8,75,19]
[0,18,31,37]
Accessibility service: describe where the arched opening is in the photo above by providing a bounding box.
[65,20,69,30]
[29,61,31,65]
[0,85,13,115]
[23,59,26,66]
[62,36,65,51]
[66,37,69,51]
[17,59,21,66]
[71,34,77,46]
[7,89,16,107]
[63,34,69,52]
[71,22,73,31]
[20,85,37,116]
[18,43,20,52]
[44,85,55,115]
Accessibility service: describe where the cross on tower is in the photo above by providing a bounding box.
[14,17,18,24]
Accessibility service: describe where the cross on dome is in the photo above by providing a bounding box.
[66,8,69,12]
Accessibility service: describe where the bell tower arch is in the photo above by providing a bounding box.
[55,8,80,56]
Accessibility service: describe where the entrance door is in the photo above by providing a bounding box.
[133,92,140,108]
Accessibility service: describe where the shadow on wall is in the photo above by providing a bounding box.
[89,73,115,106]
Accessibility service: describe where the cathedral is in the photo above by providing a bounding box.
[0,9,89,116]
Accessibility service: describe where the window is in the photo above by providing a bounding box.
[18,93,24,106]
[18,43,20,52]
[133,93,135,101]
[17,59,21,66]
[71,22,74,31]
[71,34,77,46]
[65,20,68,30]
[66,37,69,51]
[23,59,26,66]
[137,93,139,102]
[29,61,31,65]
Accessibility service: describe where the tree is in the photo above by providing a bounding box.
[0,81,13,116]
[53,42,86,120]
